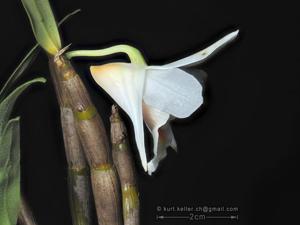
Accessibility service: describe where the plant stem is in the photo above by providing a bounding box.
[49,55,122,225]
[66,45,146,65]
[18,197,37,225]
[110,105,140,225]
[49,59,93,225]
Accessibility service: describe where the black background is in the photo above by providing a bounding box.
[1,0,300,225]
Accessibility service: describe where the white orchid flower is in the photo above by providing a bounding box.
[67,30,239,174]
[89,30,239,174]
[90,61,204,173]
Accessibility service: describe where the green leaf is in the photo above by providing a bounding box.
[0,118,20,225]
[0,44,40,101]
[0,77,46,134]
[6,118,21,225]
[21,0,61,55]
[0,8,81,101]
[0,119,16,178]
[0,77,45,225]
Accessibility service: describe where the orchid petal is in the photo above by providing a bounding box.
[142,103,169,169]
[147,123,177,175]
[163,30,239,68]
[90,63,148,171]
[143,67,203,118]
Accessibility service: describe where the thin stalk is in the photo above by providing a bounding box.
[49,55,122,225]
[110,105,140,225]
[66,45,146,65]
[18,197,37,225]
[49,59,93,225]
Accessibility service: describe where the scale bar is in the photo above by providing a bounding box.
[157,215,238,220]
[207,215,238,220]
[157,216,189,219]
